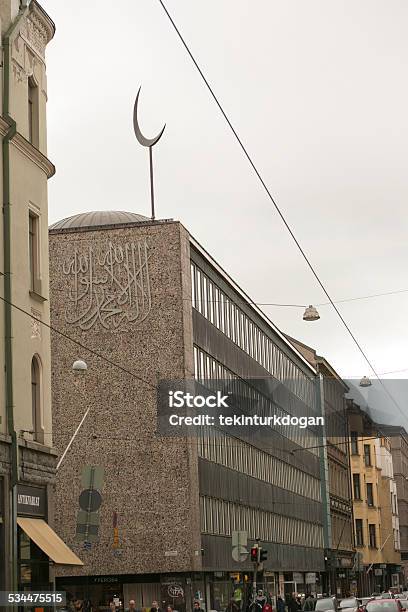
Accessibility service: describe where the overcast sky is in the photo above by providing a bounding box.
[40,0,408,384]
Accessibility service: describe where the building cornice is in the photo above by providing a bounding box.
[30,0,55,44]
[0,116,55,178]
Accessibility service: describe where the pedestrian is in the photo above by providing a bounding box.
[151,601,161,612]
[277,597,286,612]
[303,595,315,611]
[193,601,204,612]
[126,600,137,612]
[227,599,240,612]
[288,594,301,612]
[256,591,267,610]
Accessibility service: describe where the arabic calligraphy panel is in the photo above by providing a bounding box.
[63,239,152,331]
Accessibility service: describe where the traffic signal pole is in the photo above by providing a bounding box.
[250,542,268,605]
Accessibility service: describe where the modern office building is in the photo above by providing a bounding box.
[0,0,81,596]
[286,338,354,596]
[49,211,327,610]
[347,400,401,594]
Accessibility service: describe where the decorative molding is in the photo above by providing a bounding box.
[11,59,26,83]
[19,0,55,59]
[0,118,55,178]
[31,309,41,339]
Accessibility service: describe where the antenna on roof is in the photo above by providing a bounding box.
[133,86,166,221]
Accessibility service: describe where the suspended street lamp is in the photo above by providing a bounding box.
[303,305,320,321]
[359,376,372,388]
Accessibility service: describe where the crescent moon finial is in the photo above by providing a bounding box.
[133,86,166,148]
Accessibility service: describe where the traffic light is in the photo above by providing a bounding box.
[260,548,268,562]
[250,546,259,563]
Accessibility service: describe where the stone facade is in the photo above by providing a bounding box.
[49,219,202,577]
[0,0,56,592]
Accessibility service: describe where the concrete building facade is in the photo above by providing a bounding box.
[49,211,326,611]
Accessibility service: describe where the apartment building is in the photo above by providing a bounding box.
[0,0,81,594]
[347,400,401,594]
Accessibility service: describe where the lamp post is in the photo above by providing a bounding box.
[56,360,89,471]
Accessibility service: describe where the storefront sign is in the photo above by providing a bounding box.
[17,484,46,517]
[293,573,303,584]
[168,585,184,598]
[92,576,119,584]
[305,573,316,584]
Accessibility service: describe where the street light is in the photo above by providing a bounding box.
[359,376,372,388]
[56,360,89,471]
[72,359,88,373]
[303,305,320,321]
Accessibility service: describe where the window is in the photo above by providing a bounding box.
[353,474,361,499]
[31,356,43,443]
[364,444,371,466]
[366,483,374,507]
[351,432,359,455]
[355,519,364,546]
[28,77,39,147]
[369,524,377,548]
[29,212,41,294]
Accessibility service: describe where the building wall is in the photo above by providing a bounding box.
[375,439,401,565]
[349,407,402,591]
[190,248,325,572]
[0,0,56,591]
[390,431,408,583]
[50,221,202,577]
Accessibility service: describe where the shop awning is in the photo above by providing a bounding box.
[17,517,83,566]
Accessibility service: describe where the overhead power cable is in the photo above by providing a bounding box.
[0,294,155,391]
[156,0,406,421]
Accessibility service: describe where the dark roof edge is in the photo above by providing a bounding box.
[49,218,176,234]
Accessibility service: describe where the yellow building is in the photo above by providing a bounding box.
[348,400,401,594]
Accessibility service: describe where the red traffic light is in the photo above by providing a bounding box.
[250,546,259,562]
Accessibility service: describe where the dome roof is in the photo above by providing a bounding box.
[49,210,150,231]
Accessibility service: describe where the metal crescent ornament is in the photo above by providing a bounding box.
[133,86,166,147]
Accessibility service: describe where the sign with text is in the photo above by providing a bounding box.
[17,484,46,517]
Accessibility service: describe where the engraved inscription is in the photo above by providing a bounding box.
[63,240,152,331]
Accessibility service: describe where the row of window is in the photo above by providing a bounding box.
[355,519,400,550]
[198,426,321,501]
[194,346,319,454]
[200,495,323,549]
[191,262,315,407]
[353,474,375,506]
[355,520,377,547]
[350,434,373,466]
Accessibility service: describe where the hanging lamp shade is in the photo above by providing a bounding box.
[303,305,320,321]
[359,376,372,387]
